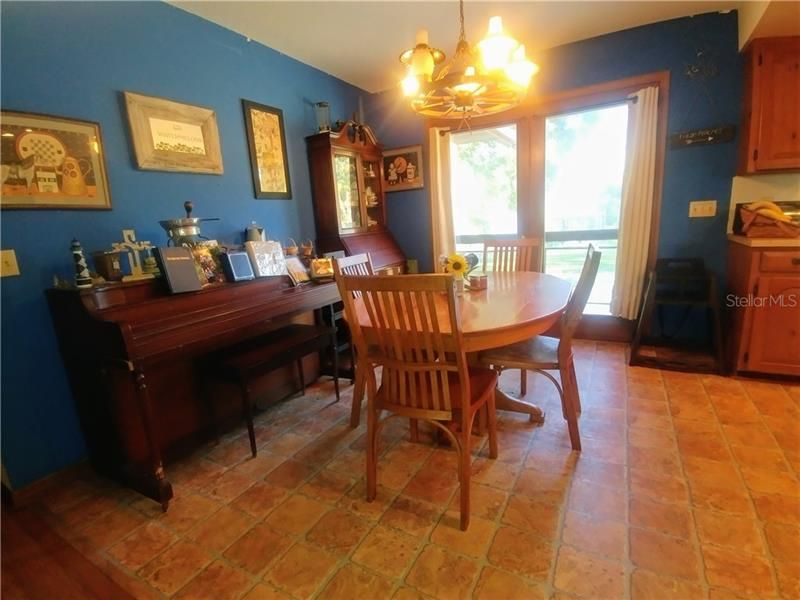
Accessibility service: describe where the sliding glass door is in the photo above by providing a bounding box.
[543,104,629,314]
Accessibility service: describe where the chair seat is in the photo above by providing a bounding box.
[479,335,560,370]
[377,366,497,411]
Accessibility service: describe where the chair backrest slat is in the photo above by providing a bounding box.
[336,273,468,418]
[560,244,602,347]
[333,253,375,298]
[483,238,542,273]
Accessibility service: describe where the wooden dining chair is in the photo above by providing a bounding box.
[337,273,499,531]
[479,245,601,451]
[333,254,375,427]
[482,237,543,395]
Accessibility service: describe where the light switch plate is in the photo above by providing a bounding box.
[1,249,20,277]
[689,200,717,218]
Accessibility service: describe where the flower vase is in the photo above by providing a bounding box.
[454,276,464,296]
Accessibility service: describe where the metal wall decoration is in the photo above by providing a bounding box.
[669,125,736,149]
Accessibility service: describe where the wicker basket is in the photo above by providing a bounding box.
[739,206,800,238]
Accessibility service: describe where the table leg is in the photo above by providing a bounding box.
[494,387,545,424]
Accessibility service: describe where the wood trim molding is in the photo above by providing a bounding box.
[1,461,90,509]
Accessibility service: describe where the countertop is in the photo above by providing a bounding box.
[728,234,800,248]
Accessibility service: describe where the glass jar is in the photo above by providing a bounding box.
[315,101,330,132]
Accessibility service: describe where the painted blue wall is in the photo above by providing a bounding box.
[0,1,365,488]
[367,11,742,280]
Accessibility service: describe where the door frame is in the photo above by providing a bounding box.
[427,71,671,341]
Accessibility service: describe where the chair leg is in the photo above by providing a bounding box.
[477,403,487,436]
[520,369,527,396]
[409,419,420,443]
[458,432,471,531]
[559,363,581,451]
[486,393,499,460]
[366,404,378,502]
[331,334,340,402]
[239,381,257,457]
[296,358,306,396]
[568,362,581,414]
[350,368,365,428]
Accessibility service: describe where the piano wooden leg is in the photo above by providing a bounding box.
[133,368,173,510]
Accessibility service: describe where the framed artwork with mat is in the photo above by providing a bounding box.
[382,145,424,192]
[124,91,223,175]
[242,100,292,199]
[1,111,112,210]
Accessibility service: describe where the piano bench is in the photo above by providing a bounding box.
[207,323,340,457]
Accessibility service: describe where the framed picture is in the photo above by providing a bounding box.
[309,257,334,280]
[242,100,292,199]
[382,145,424,192]
[285,256,310,285]
[1,111,111,210]
[124,91,223,174]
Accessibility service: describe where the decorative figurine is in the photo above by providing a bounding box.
[112,229,155,282]
[71,238,93,288]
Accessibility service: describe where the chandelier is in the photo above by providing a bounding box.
[399,0,539,119]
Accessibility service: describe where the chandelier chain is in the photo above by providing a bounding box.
[458,0,466,43]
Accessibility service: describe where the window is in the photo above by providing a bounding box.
[449,125,518,257]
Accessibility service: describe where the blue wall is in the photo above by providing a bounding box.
[368,11,742,279]
[0,1,365,488]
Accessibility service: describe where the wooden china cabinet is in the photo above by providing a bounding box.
[306,120,406,273]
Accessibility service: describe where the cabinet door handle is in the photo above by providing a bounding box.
[793,258,800,266]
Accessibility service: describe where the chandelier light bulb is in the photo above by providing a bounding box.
[478,16,518,71]
[401,71,421,96]
[506,45,538,88]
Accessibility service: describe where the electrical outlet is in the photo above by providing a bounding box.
[1,249,20,277]
[689,200,717,218]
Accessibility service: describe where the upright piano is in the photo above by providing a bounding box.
[46,276,340,508]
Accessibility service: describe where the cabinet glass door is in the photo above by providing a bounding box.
[333,153,362,230]
[362,159,381,228]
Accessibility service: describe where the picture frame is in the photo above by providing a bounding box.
[123,91,223,175]
[309,257,334,280]
[1,111,112,210]
[382,145,424,192]
[242,100,292,199]
[285,256,310,285]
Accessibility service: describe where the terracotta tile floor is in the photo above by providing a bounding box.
[30,342,800,599]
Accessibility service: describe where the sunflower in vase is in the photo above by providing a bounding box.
[444,253,468,279]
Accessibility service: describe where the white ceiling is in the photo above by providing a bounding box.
[173,1,747,92]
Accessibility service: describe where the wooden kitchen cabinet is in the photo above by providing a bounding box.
[739,37,800,174]
[306,120,406,273]
[727,239,800,376]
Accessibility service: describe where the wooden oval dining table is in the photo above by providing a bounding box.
[352,271,573,423]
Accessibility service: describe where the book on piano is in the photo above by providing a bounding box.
[155,247,203,293]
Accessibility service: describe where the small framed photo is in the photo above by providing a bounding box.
[382,145,424,192]
[309,257,334,280]
[285,256,310,285]
[242,100,292,199]
[124,91,223,174]
[1,111,111,210]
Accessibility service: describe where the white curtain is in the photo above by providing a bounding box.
[610,86,659,319]
[428,127,454,269]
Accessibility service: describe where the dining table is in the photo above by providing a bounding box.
[353,271,573,423]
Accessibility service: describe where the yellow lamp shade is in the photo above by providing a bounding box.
[478,16,518,71]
